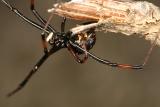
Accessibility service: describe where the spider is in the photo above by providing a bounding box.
[1,0,143,97]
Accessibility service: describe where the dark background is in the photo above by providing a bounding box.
[0,0,160,107]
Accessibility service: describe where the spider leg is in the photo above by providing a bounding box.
[30,0,60,54]
[1,0,52,55]
[30,0,56,33]
[67,43,88,63]
[142,34,159,66]
[61,17,66,32]
[68,22,143,69]
[69,40,143,69]
[7,46,62,97]
[40,12,56,54]
[1,0,50,34]
[41,32,49,54]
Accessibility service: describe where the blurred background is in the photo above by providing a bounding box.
[0,0,160,107]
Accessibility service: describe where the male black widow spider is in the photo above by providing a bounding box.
[1,0,143,97]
